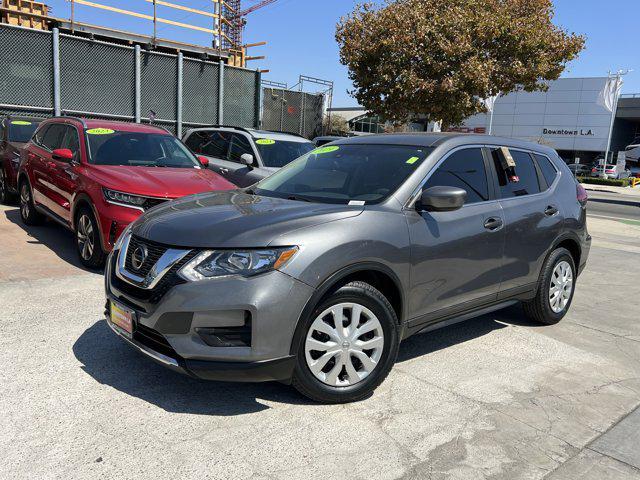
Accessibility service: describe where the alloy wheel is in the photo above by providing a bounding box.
[549,260,573,313]
[0,171,5,202]
[304,302,384,387]
[20,184,30,219]
[77,214,95,261]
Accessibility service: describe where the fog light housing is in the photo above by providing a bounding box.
[196,314,252,347]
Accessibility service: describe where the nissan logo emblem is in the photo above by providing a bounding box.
[131,245,148,271]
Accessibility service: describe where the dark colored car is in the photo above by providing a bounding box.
[18,117,235,268]
[105,133,590,403]
[0,116,41,203]
[182,126,314,187]
[313,135,344,146]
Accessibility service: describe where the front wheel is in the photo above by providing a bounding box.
[523,247,576,325]
[75,207,106,268]
[0,168,13,204]
[291,281,400,403]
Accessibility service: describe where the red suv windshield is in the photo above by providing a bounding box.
[86,130,200,168]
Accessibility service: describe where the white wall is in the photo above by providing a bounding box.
[462,77,612,152]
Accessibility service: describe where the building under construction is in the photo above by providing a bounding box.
[0,0,276,67]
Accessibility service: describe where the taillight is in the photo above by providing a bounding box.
[605,169,615,173]
[591,168,597,172]
[576,183,588,204]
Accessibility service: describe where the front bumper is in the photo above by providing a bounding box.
[105,250,314,382]
[105,317,296,382]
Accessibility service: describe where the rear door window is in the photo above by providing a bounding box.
[491,148,541,198]
[423,148,489,204]
[185,131,231,159]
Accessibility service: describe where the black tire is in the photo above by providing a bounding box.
[0,168,13,204]
[291,281,400,403]
[18,179,43,225]
[74,206,106,269]
[523,247,576,325]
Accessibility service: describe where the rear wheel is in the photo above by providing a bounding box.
[19,180,43,225]
[523,247,576,325]
[75,207,106,268]
[291,281,399,403]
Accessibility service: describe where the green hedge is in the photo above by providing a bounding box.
[577,176,630,187]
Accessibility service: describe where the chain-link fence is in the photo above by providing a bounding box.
[0,23,261,135]
[261,87,324,139]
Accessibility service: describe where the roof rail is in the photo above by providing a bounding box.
[187,125,254,134]
[51,115,89,129]
[259,129,307,139]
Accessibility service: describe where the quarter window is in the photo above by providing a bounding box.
[491,149,541,198]
[423,148,489,204]
[533,154,558,188]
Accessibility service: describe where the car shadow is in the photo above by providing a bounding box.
[3,206,102,274]
[397,303,540,363]
[74,304,539,414]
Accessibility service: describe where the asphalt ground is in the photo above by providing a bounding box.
[1,199,640,480]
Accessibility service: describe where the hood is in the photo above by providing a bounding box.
[85,165,235,198]
[6,141,26,152]
[132,191,363,248]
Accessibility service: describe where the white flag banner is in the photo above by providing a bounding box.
[597,76,623,112]
[483,94,500,113]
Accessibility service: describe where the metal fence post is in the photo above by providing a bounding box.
[256,70,262,129]
[218,60,224,124]
[52,28,61,116]
[177,52,183,135]
[299,92,305,136]
[134,44,141,123]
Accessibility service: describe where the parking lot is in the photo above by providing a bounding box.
[1,197,640,480]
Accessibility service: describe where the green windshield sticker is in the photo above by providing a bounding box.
[313,145,340,154]
[406,156,419,164]
[11,120,32,126]
[256,138,275,145]
[86,128,115,135]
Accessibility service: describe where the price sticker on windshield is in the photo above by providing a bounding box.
[406,156,419,164]
[86,128,115,135]
[256,138,275,145]
[11,120,32,126]
[313,146,340,154]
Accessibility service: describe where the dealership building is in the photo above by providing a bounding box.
[329,76,640,166]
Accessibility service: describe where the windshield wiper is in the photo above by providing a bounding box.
[287,195,311,202]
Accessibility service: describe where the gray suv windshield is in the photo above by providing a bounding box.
[254,144,433,204]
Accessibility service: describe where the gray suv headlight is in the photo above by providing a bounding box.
[178,247,298,281]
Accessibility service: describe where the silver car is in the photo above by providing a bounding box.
[183,126,314,187]
[105,133,590,403]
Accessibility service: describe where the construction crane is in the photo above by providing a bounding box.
[223,0,278,50]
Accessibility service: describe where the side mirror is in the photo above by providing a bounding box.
[417,186,467,212]
[52,148,74,162]
[197,155,210,168]
[240,153,254,167]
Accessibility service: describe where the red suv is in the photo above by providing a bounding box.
[18,117,235,267]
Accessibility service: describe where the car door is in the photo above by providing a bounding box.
[406,147,506,322]
[29,123,66,214]
[46,124,81,223]
[488,147,564,297]
[226,133,264,187]
[184,130,239,181]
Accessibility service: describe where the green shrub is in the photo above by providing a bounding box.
[577,176,630,187]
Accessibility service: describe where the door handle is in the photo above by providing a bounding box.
[219,167,229,174]
[484,217,503,231]
[544,205,559,216]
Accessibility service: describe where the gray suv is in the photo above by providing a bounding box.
[182,126,314,187]
[105,133,590,403]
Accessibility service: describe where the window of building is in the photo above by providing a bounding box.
[424,148,489,204]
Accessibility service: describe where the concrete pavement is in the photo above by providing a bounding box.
[1,203,640,479]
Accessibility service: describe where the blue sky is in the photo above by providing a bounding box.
[45,0,640,106]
